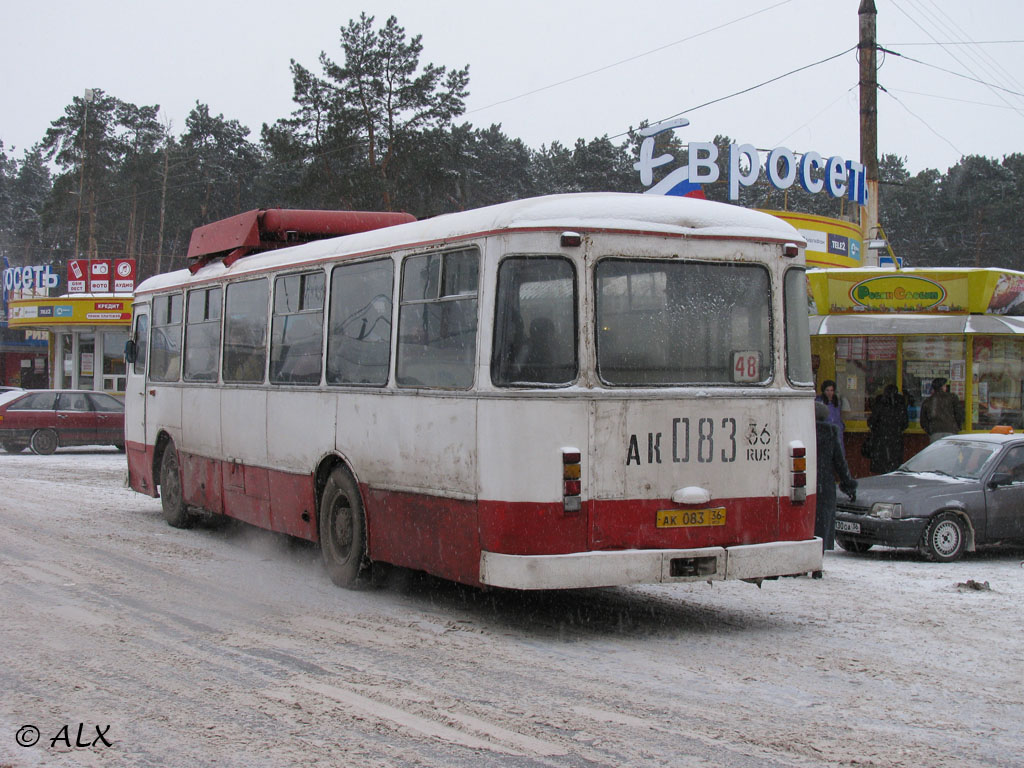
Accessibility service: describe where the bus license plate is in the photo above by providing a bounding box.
[656,507,726,528]
[835,520,860,534]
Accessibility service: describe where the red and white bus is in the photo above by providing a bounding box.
[125,193,821,590]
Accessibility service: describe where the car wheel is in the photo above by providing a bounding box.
[921,512,965,562]
[836,536,873,554]
[29,428,58,456]
[319,466,368,588]
[1,440,28,453]
[159,443,193,529]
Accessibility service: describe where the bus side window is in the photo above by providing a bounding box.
[327,259,394,386]
[149,293,183,382]
[223,279,269,384]
[491,256,577,386]
[397,248,479,388]
[184,286,222,382]
[132,314,149,375]
[270,271,325,385]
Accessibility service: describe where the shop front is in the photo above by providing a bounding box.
[808,268,1024,475]
[6,296,133,394]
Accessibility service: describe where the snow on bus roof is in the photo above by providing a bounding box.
[136,193,804,294]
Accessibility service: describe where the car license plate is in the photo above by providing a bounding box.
[656,507,726,528]
[835,520,860,534]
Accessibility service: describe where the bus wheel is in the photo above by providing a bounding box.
[2,441,27,453]
[30,428,58,455]
[159,443,193,529]
[319,467,368,588]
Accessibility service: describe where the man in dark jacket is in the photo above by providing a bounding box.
[815,401,857,553]
[920,377,964,442]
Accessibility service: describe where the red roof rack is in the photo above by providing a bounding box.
[186,208,416,273]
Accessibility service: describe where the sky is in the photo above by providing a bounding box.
[2,0,1022,176]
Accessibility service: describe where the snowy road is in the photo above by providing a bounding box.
[0,450,1021,767]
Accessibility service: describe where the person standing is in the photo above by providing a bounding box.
[920,377,964,442]
[816,379,847,443]
[815,401,857,553]
[867,384,909,474]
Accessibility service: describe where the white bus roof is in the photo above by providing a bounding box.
[136,192,804,295]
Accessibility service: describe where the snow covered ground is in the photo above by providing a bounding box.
[0,449,1021,767]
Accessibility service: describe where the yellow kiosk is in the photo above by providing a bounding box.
[7,295,133,394]
[808,267,1024,474]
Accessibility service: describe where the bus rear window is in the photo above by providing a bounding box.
[595,259,771,386]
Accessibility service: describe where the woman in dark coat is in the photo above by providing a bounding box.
[816,402,857,551]
[867,384,909,474]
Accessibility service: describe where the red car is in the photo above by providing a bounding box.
[0,389,125,455]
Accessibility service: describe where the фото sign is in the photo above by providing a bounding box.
[636,118,868,206]
[89,260,112,292]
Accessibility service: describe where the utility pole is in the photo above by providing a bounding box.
[73,89,95,260]
[859,0,880,266]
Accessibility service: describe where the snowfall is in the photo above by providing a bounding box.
[0,449,1021,768]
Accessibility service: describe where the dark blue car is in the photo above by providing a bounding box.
[835,432,1024,562]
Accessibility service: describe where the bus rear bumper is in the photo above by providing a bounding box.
[478,539,823,590]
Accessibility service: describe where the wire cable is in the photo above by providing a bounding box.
[464,0,795,116]
[609,45,856,140]
[880,85,963,157]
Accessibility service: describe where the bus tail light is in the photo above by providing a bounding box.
[562,447,582,513]
[789,441,807,504]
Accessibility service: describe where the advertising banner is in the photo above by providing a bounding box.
[113,258,137,293]
[766,211,862,268]
[7,297,133,327]
[89,260,112,292]
[818,271,969,314]
[68,259,88,293]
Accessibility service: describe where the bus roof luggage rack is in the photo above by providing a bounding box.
[186,208,416,273]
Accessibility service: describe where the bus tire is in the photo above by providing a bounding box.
[30,428,58,455]
[319,467,368,588]
[159,443,193,529]
[2,440,27,453]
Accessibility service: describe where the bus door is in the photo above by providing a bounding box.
[125,306,153,492]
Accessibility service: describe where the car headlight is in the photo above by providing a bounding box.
[870,502,903,519]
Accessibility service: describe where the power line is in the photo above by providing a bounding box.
[880,86,963,157]
[610,46,856,140]
[888,0,1024,120]
[465,0,795,116]
[880,46,1024,99]
[888,88,1021,110]
[887,40,1024,45]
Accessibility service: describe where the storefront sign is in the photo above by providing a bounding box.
[814,271,969,313]
[114,259,137,292]
[3,264,60,294]
[68,259,87,293]
[850,275,948,311]
[89,260,112,292]
[635,118,868,206]
[7,296,133,328]
[770,211,862,268]
[987,272,1024,315]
